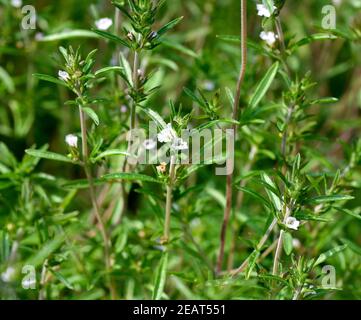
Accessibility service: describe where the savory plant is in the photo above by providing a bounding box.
[0,0,360,300]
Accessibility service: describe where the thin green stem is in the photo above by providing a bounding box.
[163,155,176,243]
[120,50,140,221]
[78,105,116,299]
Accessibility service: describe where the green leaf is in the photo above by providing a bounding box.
[26,234,66,267]
[291,33,337,52]
[119,52,133,86]
[102,173,161,184]
[283,232,293,256]
[333,207,361,221]
[0,66,15,93]
[261,173,282,211]
[82,107,100,126]
[93,149,129,162]
[262,0,275,15]
[236,186,272,209]
[38,30,100,42]
[308,195,354,204]
[25,149,75,164]
[0,142,17,168]
[249,62,279,109]
[245,250,260,279]
[157,16,183,36]
[95,66,123,76]
[139,107,167,129]
[310,97,338,106]
[33,73,68,87]
[161,40,198,58]
[93,29,130,48]
[63,178,105,189]
[49,269,74,290]
[314,244,348,267]
[152,252,168,300]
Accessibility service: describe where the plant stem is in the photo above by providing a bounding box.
[164,155,176,243]
[120,51,140,220]
[231,218,277,276]
[78,106,116,299]
[216,0,247,275]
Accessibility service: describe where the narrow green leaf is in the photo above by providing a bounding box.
[26,234,66,267]
[236,186,272,209]
[33,73,68,87]
[291,33,337,51]
[93,149,129,162]
[82,107,100,126]
[261,173,282,211]
[152,252,168,300]
[245,250,260,279]
[139,107,167,129]
[93,29,130,48]
[25,149,75,164]
[95,66,123,76]
[39,30,100,42]
[102,172,161,184]
[0,66,15,93]
[314,244,348,267]
[157,16,183,36]
[308,195,354,204]
[249,62,279,109]
[49,269,74,290]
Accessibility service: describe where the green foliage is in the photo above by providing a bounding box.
[0,0,360,301]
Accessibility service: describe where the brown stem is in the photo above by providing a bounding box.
[79,106,116,299]
[216,0,247,274]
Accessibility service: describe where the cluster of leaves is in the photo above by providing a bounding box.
[0,0,361,300]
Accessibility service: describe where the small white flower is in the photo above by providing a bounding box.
[120,105,128,113]
[332,0,342,6]
[1,266,15,282]
[35,32,44,41]
[203,80,215,91]
[292,238,301,249]
[143,139,157,150]
[260,31,278,46]
[285,217,300,231]
[157,124,177,143]
[65,134,78,148]
[95,18,113,31]
[11,0,22,8]
[171,137,188,151]
[58,70,70,81]
[256,4,276,18]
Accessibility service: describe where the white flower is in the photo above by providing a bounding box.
[157,124,177,143]
[58,70,70,81]
[203,80,215,91]
[11,0,22,8]
[260,31,278,46]
[256,4,276,18]
[292,238,301,249]
[1,267,15,282]
[95,18,113,31]
[143,139,157,150]
[120,105,128,113]
[285,217,300,230]
[35,32,44,41]
[332,0,342,6]
[171,137,188,151]
[65,134,78,148]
